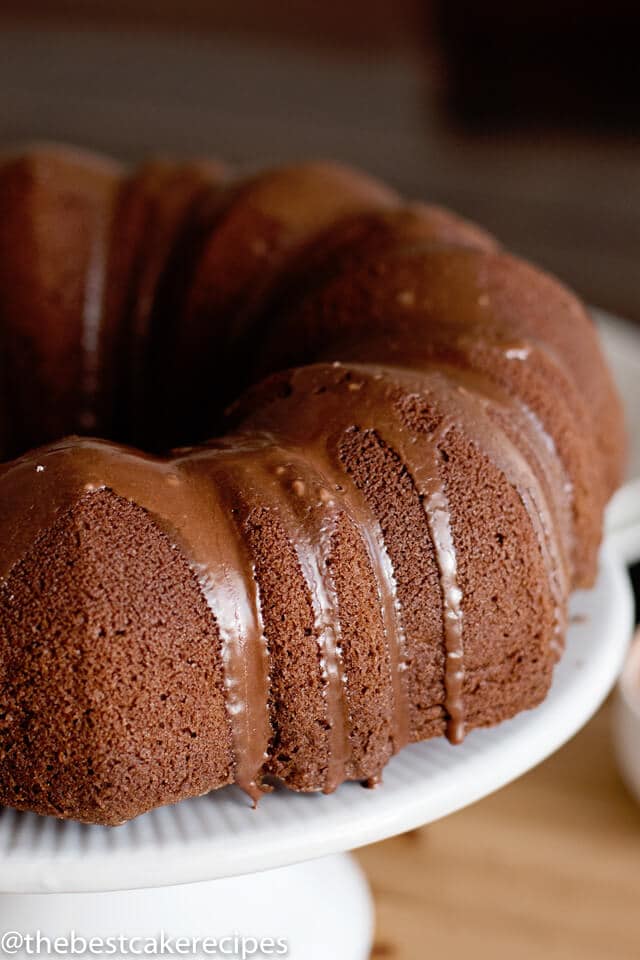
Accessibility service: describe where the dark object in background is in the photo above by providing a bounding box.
[433,1,640,131]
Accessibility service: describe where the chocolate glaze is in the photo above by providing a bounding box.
[300,440,411,756]
[0,441,273,797]
[227,359,567,754]
[389,415,465,744]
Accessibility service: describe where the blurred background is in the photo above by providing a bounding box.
[1,0,638,321]
[0,3,638,957]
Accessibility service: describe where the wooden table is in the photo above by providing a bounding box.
[357,699,640,959]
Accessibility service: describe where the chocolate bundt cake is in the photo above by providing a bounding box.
[0,145,625,825]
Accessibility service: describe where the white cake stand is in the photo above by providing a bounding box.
[0,544,632,960]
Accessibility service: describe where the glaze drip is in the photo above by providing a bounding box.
[266,456,350,793]
[179,454,271,802]
[381,413,465,744]
[305,434,411,754]
[189,440,353,793]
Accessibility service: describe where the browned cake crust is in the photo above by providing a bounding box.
[0,145,626,825]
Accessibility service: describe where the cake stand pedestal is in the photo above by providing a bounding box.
[0,546,632,960]
[0,855,371,960]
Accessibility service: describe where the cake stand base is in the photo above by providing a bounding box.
[0,854,373,960]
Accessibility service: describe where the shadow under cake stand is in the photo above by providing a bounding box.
[0,544,632,960]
